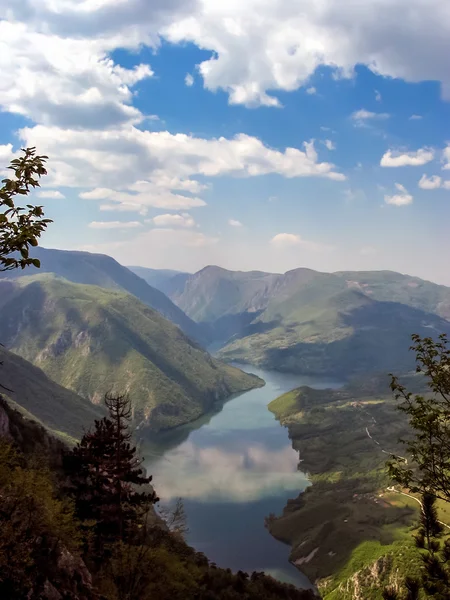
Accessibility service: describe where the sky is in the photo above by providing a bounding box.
[1,1,450,284]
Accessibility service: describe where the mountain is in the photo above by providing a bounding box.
[0,247,206,344]
[266,380,418,597]
[0,345,105,442]
[334,270,450,319]
[0,275,263,432]
[127,266,187,294]
[166,266,450,377]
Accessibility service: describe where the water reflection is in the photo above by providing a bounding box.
[154,440,306,502]
[144,365,342,588]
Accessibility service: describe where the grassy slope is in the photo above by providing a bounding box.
[0,275,263,433]
[335,270,450,319]
[0,346,105,442]
[218,288,450,376]
[266,379,430,599]
[0,247,205,344]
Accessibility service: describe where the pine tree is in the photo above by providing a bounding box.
[64,393,158,558]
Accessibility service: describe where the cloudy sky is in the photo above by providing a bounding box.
[2,1,450,283]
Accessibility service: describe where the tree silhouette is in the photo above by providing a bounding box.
[65,393,158,559]
[0,147,52,271]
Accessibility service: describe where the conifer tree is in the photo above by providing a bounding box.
[65,393,158,557]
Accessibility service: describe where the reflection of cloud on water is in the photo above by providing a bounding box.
[152,441,309,503]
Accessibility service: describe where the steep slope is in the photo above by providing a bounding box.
[266,381,420,598]
[167,265,450,376]
[334,270,450,319]
[168,266,282,342]
[0,247,205,344]
[0,275,262,432]
[0,346,105,442]
[127,266,187,294]
[170,266,280,322]
[218,288,450,376]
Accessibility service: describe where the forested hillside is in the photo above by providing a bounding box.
[0,275,262,432]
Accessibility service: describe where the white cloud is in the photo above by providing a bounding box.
[229,219,243,227]
[185,72,194,87]
[270,232,330,251]
[2,0,450,116]
[0,20,154,130]
[271,233,302,247]
[99,202,148,215]
[409,114,423,120]
[375,90,382,102]
[417,174,450,190]
[381,148,434,167]
[19,126,345,198]
[418,174,442,189]
[324,139,336,151]
[149,213,196,228]
[0,143,15,164]
[88,220,143,229]
[443,146,450,170]
[306,86,316,95]
[80,186,207,210]
[384,183,413,206]
[163,0,450,107]
[351,109,390,126]
[36,189,65,199]
[0,0,450,122]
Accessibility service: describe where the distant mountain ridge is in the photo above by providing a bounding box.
[161,265,450,376]
[0,275,263,432]
[0,248,206,344]
[127,266,187,295]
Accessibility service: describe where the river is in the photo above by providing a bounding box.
[144,365,342,588]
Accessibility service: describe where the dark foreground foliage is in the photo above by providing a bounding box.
[0,394,316,600]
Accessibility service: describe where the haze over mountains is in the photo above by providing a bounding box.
[137,264,450,376]
[3,248,450,439]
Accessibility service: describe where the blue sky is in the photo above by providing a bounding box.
[1,1,450,283]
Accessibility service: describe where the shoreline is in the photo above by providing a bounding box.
[266,383,421,598]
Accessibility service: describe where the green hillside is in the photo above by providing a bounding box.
[266,379,428,599]
[0,275,263,432]
[218,289,450,376]
[168,266,450,376]
[334,270,450,319]
[0,247,206,344]
[0,346,105,442]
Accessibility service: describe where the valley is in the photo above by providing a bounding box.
[3,250,450,598]
[144,365,343,589]
[0,272,262,433]
[147,265,450,377]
